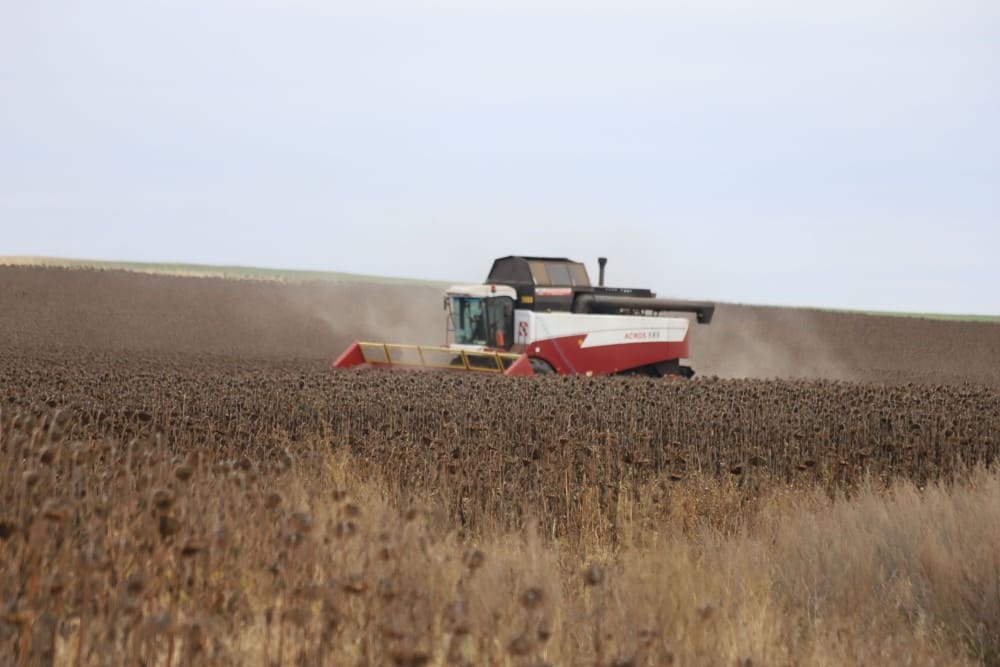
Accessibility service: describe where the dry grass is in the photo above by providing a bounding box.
[1,406,997,666]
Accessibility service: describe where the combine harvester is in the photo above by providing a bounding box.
[333,256,714,377]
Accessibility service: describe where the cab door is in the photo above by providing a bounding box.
[485,296,515,350]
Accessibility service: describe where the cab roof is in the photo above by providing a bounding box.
[487,256,591,288]
[445,284,518,299]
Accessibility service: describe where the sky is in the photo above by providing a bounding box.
[1,0,998,314]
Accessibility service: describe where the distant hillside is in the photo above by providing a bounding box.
[1,256,996,323]
[0,256,450,287]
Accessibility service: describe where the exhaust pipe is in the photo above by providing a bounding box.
[598,257,607,287]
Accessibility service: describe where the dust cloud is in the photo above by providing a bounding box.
[283,282,448,356]
[693,304,856,381]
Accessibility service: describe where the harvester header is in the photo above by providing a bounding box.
[333,256,714,378]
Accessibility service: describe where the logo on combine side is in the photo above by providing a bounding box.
[518,321,530,338]
[623,331,661,341]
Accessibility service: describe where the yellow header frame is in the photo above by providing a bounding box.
[357,342,521,373]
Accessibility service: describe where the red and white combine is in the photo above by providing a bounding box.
[332,256,714,377]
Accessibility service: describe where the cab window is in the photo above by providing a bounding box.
[451,297,487,345]
[450,296,515,348]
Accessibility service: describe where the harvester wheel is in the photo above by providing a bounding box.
[619,360,694,379]
[529,358,556,375]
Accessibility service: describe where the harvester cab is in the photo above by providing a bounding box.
[332,256,714,378]
[445,284,517,351]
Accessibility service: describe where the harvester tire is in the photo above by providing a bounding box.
[529,358,556,375]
